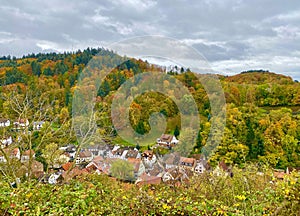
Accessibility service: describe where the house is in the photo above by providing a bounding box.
[61,162,74,172]
[125,149,141,159]
[147,162,165,177]
[30,160,44,178]
[48,172,63,184]
[163,152,181,169]
[10,148,20,160]
[33,121,45,130]
[0,118,10,127]
[21,150,35,163]
[60,144,77,159]
[85,144,108,157]
[179,157,196,170]
[112,147,128,160]
[61,166,85,182]
[13,119,29,129]
[213,160,233,177]
[106,145,120,158]
[273,171,286,180]
[157,134,179,148]
[0,150,7,163]
[85,156,112,174]
[194,159,209,174]
[1,136,13,148]
[0,148,20,163]
[128,158,146,179]
[136,173,161,186]
[162,167,190,184]
[141,150,157,168]
[60,144,77,152]
[75,151,93,164]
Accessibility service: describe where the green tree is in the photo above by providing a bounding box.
[41,143,65,171]
[110,159,135,181]
[31,61,41,76]
[174,125,180,138]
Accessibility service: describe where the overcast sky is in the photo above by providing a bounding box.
[1,0,300,79]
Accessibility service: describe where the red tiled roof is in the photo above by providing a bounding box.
[137,173,161,186]
[12,148,19,156]
[62,162,73,171]
[23,150,35,156]
[92,156,104,163]
[274,172,286,179]
[79,151,92,158]
[180,157,196,166]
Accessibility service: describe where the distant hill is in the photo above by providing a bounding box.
[225,70,294,85]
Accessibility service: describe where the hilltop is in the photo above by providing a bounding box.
[224,70,295,85]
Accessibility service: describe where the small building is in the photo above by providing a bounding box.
[141,150,157,168]
[162,167,190,184]
[85,144,108,157]
[11,148,21,160]
[76,151,93,164]
[125,149,141,159]
[136,173,161,186]
[112,147,128,160]
[157,134,179,148]
[163,152,181,169]
[0,148,20,163]
[33,121,45,130]
[179,157,196,169]
[13,119,29,129]
[0,118,10,127]
[1,136,13,148]
[194,159,209,174]
[21,150,35,163]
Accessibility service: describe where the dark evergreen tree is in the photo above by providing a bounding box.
[174,125,180,138]
[135,121,146,135]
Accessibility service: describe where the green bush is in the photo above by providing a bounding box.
[0,167,299,215]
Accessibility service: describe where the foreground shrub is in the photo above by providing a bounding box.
[0,167,299,215]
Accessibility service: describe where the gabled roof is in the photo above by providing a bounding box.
[137,173,161,186]
[142,150,153,158]
[12,148,20,156]
[62,162,74,171]
[113,148,126,156]
[274,171,286,179]
[22,150,35,156]
[0,118,9,123]
[163,152,181,165]
[92,156,104,163]
[125,150,139,159]
[180,157,196,166]
[33,121,45,125]
[79,151,92,158]
[15,119,28,124]
[148,163,164,176]
[159,134,173,142]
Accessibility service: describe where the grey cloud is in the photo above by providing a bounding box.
[0,0,300,79]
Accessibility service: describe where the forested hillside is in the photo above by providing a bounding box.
[0,48,299,169]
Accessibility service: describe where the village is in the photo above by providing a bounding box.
[0,118,295,186]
